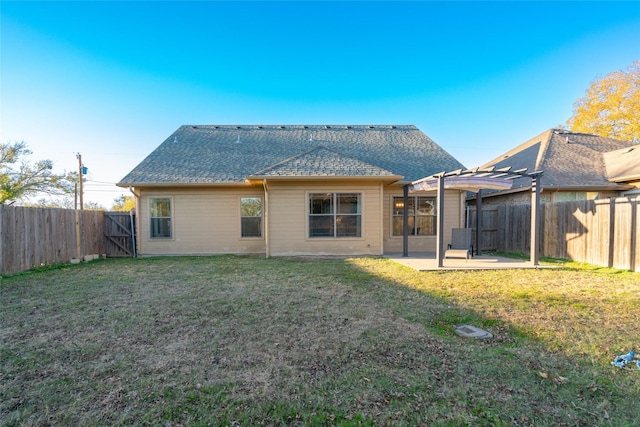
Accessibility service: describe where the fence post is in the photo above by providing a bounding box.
[630,198,637,272]
[476,190,483,256]
[608,198,616,268]
[0,205,4,274]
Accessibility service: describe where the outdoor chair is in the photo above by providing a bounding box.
[445,228,473,259]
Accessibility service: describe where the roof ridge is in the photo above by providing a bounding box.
[183,124,416,130]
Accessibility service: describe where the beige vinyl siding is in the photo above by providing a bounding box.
[135,183,465,257]
[266,181,383,256]
[138,187,265,255]
[382,188,465,253]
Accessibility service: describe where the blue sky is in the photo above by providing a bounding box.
[2,1,639,207]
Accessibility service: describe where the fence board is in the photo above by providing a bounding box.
[0,206,107,275]
[468,196,639,272]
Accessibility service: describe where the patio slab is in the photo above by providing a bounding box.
[384,252,557,271]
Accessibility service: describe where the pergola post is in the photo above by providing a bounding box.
[402,185,409,257]
[530,175,541,266]
[436,175,445,267]
[476,189,483,256]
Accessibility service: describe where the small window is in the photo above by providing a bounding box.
[241,197,262,237]
[392,196,436,236]
[150,197,172,238]
[309,193,361,238]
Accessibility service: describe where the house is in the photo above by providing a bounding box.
[469,128,640,205]
[117,125,466,257]
[603,144,640,196]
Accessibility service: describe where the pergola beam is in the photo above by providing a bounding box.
[404,167,544,267]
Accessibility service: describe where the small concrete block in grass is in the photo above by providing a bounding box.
[455,324,493,339]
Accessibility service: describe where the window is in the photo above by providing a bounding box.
[150,197,172,238]
[241,197,262,237]
[309,193,361,238]
[392,196,436,236]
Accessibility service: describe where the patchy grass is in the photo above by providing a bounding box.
[1,256,638,426]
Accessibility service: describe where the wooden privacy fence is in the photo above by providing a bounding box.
[0,205,106,275]
[468,196,639,272]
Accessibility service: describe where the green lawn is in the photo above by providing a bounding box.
[1,256,638,426]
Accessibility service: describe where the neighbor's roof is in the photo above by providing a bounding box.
[603,145,640,182]
[480,129,638,192]
[118,125,464,186]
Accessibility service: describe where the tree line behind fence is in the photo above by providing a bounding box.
[469,196,639,272]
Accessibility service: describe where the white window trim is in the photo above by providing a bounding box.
[306,191,364,240]
[148,196,174,240]
[239,196,264,239]
[389,194,437,239]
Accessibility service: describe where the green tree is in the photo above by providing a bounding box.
[567,60,640,142]
[111,194,136,212]
[1,141,74,204]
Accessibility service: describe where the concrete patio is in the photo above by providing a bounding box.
[384,252,557,271]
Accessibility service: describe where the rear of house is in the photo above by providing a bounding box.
[118,125,466,257]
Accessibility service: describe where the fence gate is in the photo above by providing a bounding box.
[104,212,136,257]
[468,206,499,251]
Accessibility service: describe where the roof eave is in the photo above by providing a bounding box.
[116,181,252,188]
[608,175,640,183]
[476,183,632,199]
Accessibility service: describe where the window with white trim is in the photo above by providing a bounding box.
[150,197,172,238]
[240,197,262,237]
[392,196,436,236]
[309,193,361,238]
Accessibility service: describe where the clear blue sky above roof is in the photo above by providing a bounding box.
[1,1,639,207]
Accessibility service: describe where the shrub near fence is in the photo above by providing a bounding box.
[469,196,639,272]
[0,205,105,275]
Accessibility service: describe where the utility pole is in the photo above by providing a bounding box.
[75,153,83,260]
[77,153,84,211]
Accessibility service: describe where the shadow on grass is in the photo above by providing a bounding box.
[1,255,637,426]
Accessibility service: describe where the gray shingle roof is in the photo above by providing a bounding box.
[118,125,464,185]
[250,147,398,178]
[481,129,638,190]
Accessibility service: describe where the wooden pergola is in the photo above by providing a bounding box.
[403,167,544,267]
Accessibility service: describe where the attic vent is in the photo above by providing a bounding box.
[191,126,198,129]
[303,126,309,129]
[236,134,241,144]
[368,125,374,128]
[279,125,285,129]
[235,126,241,129]
[173,136,178,144]
[325,125,331,129]
[346,126,352,129]
[391,126,397,129]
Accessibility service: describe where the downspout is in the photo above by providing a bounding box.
[263,179,270,258]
